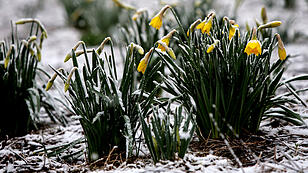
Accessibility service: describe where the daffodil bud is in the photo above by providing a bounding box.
[207,39,220,53]
[132,8,146,21]
[4,45,15,69]
[16,19,48,38]
[132,43,144,55]
[34,42,42,61]
[258,21,282,30]
[45,68,64,91]
[112,0,136,10]
[275,33,287,60]
[158,29,177,51]
[65,67,78,92]
[96,37,111,55]
[137,48,154,74]
[28,36,37,43]
[261,7,268,24]
[157,40,176,59]
[187,19,201,37]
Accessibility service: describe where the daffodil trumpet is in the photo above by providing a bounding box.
[149,5,171,30]
[244,27,262,56]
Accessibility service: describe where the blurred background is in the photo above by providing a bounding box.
[0,0,308,75]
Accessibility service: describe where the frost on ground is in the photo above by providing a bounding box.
[1,117,307,172]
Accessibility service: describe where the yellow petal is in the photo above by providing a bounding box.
[4,57,9,69]
[137,57,148,74]
[207,45,215,53]
[245,40,262,56]
[45,81,54,91]
[278,47,287,60]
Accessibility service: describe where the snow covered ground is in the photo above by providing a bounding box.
[0,0,308,172]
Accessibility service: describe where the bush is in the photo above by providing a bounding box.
[46,39,161,162]
[141,104,195,163]
[0,19,66,138]
[146,7,308,138]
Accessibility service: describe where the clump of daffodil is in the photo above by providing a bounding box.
[275,33,287,60]
[137,48,154,74]
[157,40,176,60]
[157,29,177,52]
[244,27,262,56]
[132,8,147,21]
[187,19,202,37]
[149,5,172,30]
[64,67,78,92]
[4,45,15,69]
[207,39,219,53]
[196,12,215,35]
[45,68,64,91]
[257,21,282,30]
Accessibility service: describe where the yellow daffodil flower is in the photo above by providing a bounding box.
[276,33,287,60]
[244,40,262,56]
[207,39,219,53]
[157,40,176,60]
[245,27,262,56]
[157,29,176,51]
[196,13,214,35]
[229,24,240,40]
[149,5,171,30]
[137,48,154,74]
[187,19,201,37]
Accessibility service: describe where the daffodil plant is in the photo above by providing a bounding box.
[140,104,195,163]
[46,38,162,162]
[147,8,308,138]
[0,19,66,137]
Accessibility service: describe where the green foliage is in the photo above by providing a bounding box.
[49,39,161,162]
[140,104,195,163]
[60,0,121,45]
[0,20,66,138]
[157,13,308,138]
[119,9,166,95]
